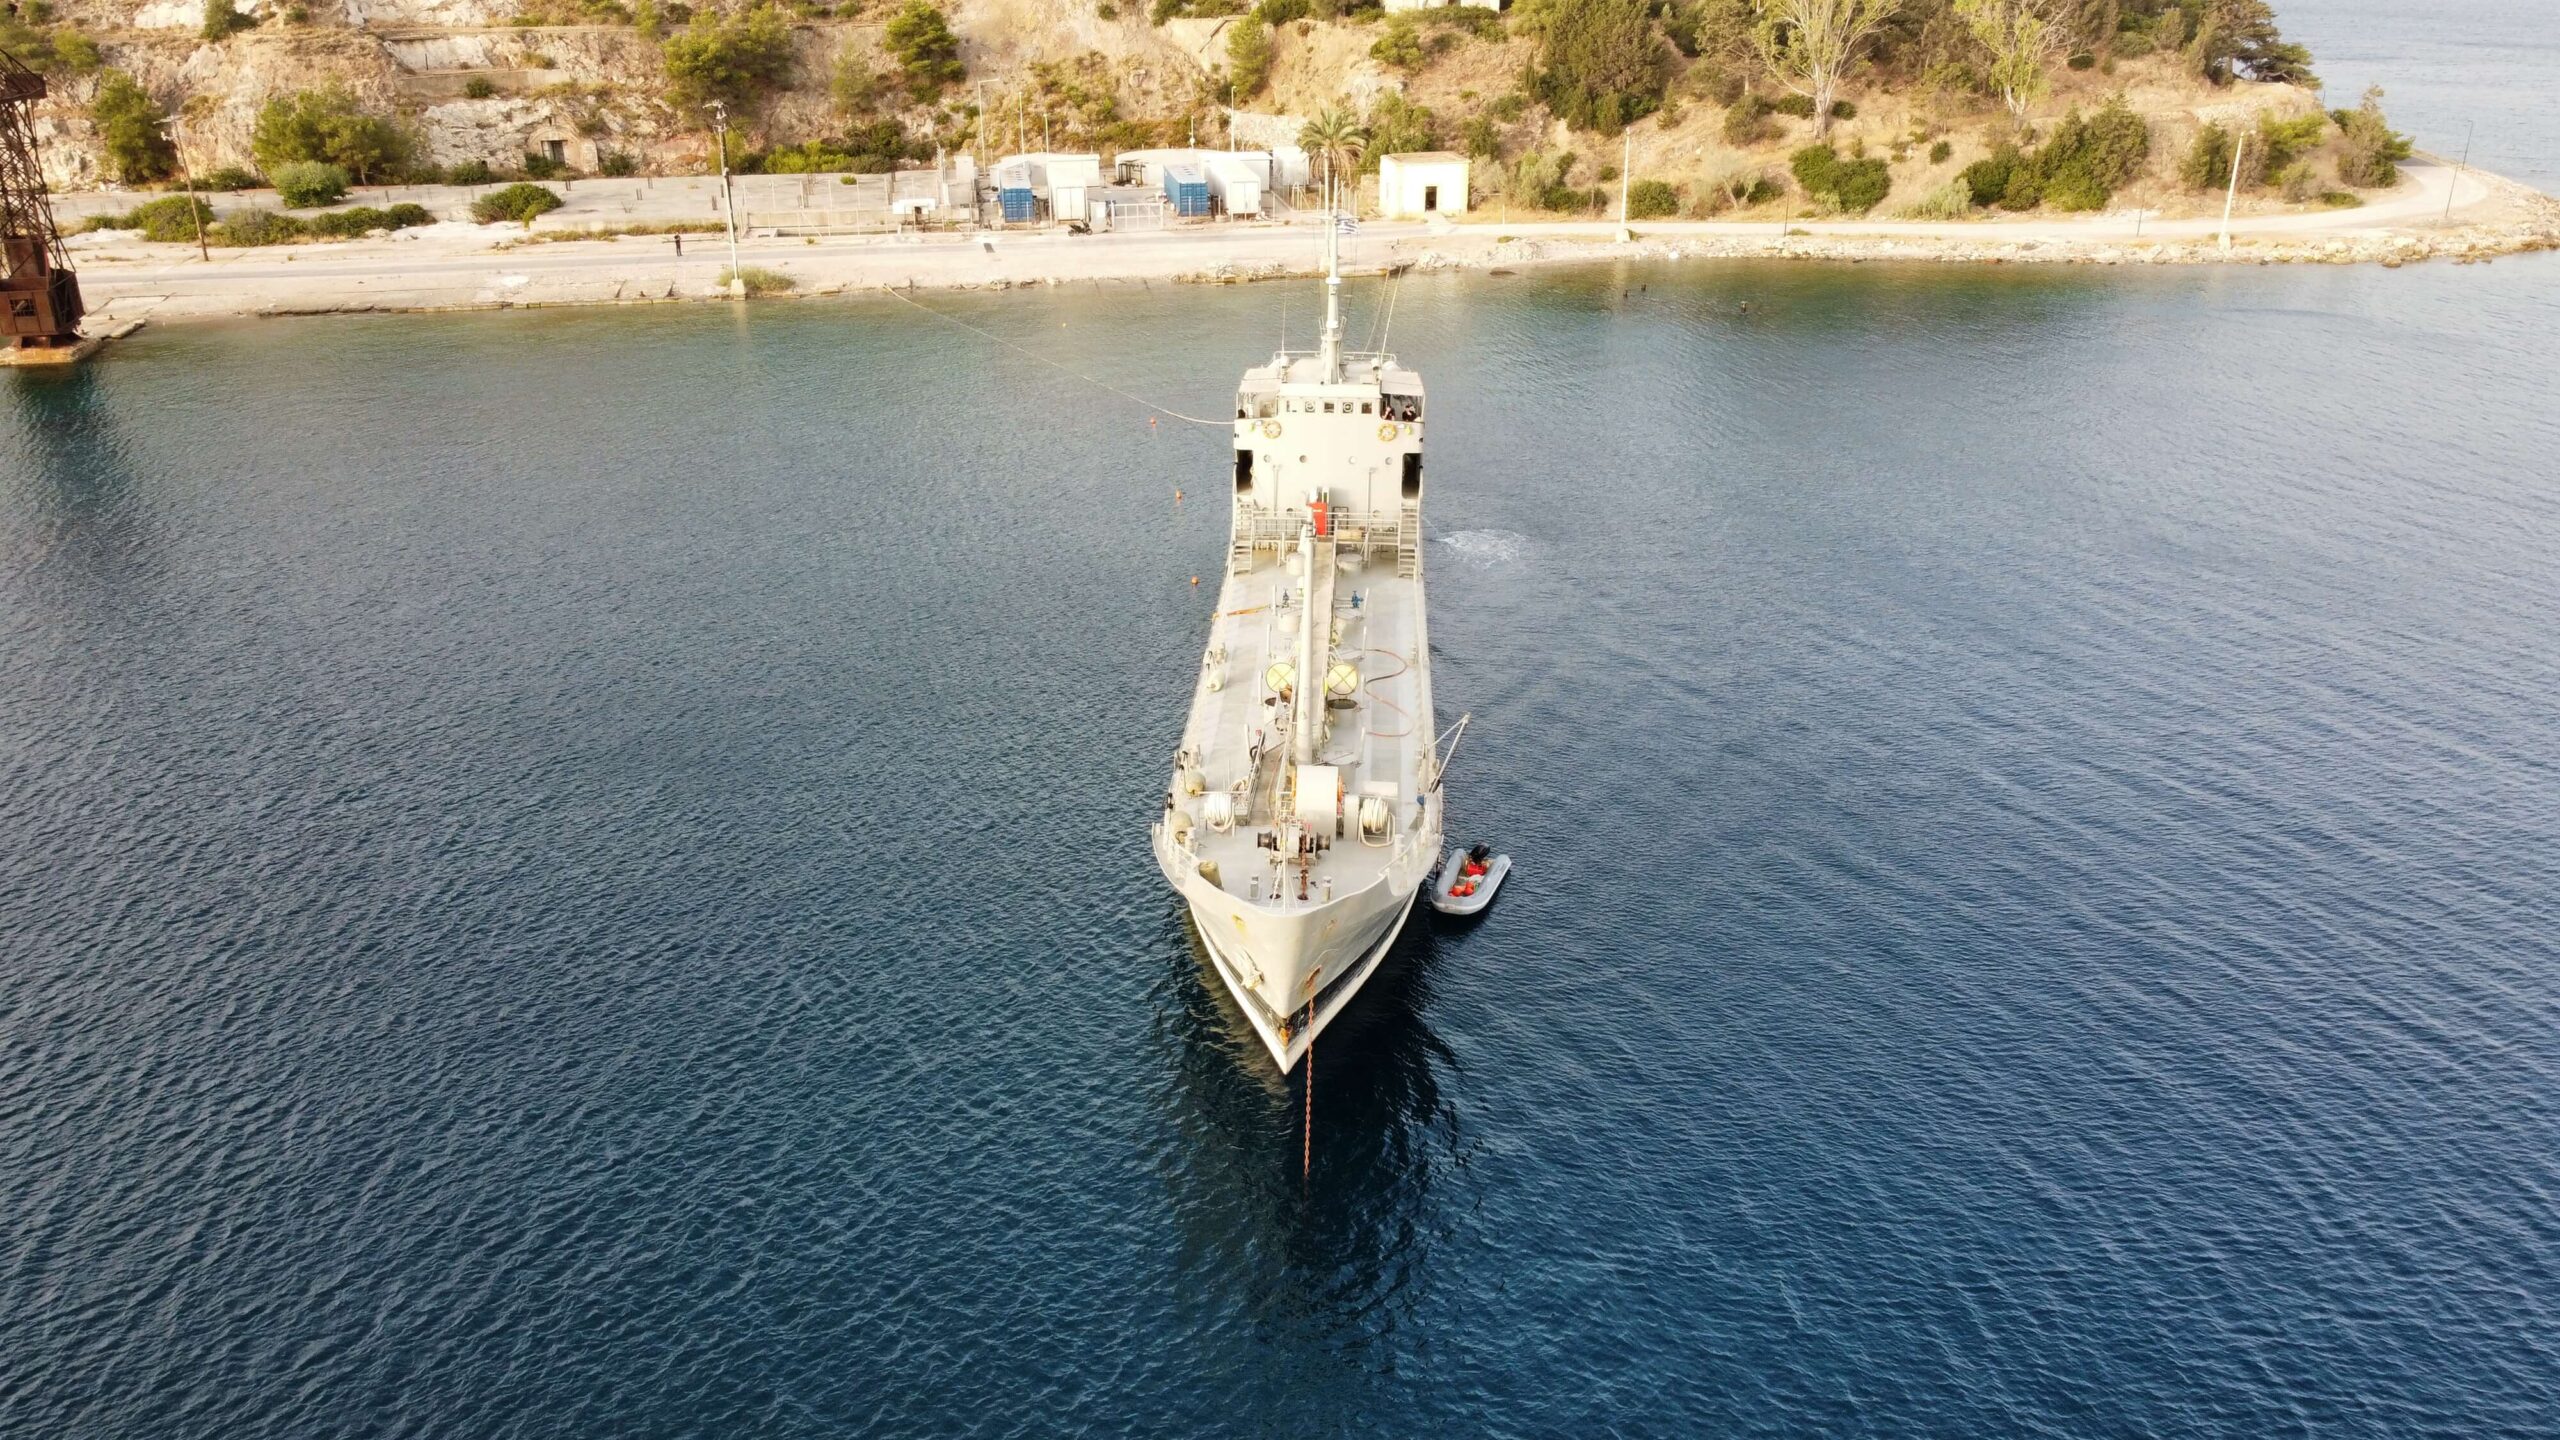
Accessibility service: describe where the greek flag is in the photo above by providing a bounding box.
[1335,216,1360,235]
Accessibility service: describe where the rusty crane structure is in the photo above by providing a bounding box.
[1,45,85,354]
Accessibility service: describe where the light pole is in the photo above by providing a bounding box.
[2218,129,2248,253]
[708,99,744,298]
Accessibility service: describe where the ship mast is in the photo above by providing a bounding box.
[1319,157,1343,382]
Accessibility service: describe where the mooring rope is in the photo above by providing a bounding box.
[878,286,1233,427]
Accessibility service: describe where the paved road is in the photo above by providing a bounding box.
[1446,159,2494,243]
[66,159,2523,321]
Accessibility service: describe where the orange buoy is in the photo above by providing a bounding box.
[1190,576,1200,585]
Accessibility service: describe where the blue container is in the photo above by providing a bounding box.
[1162,164,1211,217]
[994,163,1039,223]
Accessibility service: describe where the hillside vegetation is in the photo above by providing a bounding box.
[13,0,2415,226]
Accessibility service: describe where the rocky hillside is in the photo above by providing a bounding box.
[12,0,2413,229]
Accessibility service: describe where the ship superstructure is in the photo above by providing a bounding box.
[1151,227,1446,1071]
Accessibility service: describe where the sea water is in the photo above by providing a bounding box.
[6,2,2558,1432]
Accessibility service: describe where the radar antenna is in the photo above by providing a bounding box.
[0,47,84,353]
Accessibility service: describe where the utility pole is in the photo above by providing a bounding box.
[164,113,207,263]
[1616,131,1632,241]
[709,99,744,297]
[2219,129,2247,253]
[2443,118,2476,223]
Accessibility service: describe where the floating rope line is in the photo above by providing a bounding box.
[878,286,1232,427]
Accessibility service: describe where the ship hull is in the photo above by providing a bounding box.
[1184,884,1421,1072]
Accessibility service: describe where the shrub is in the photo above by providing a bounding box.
[1529,0,1664,134]
[202,0,254,40]
[1369,15,1424,68]
[1723,93,1777,146]
[449,160,496,186]
[1831,157,1890,212]
[215,210,308,245]
[304,206,379,237]
[2179,123,2243,190]
[2045,170,2107,211]
[1770,94,1855,121]
[1361,92,1438,173]
[1961,146,2018,207]
[1790,143,1838,193]
[1791,144,1890,213]
[252,87,413,183]
[2034,97,2151,203]
[1895,177,1975,220]
[2332,86,2413,188]
[89,195,214,242]
[1626,178,1678,220]
[1957,99,2152,212]
[472,182,565,223]
[52,28,100,73]
[2318,190,2363,209]
[883,1,966,100]
[2254,113,2329,177]
[2066,50,2096,70]
[272,161,353,206]
[2182,115,2306,193]
[661,5,797,113]
[522,151,565,179]
[599,150,640,177]
[197,165,264,191]
[828,46,880,119]
[463,76,498,99]
[1928,139,1952,164]
[1253,0,1307,20]
[1698,168,1781,213]
[720,265,795,295]
[90,71,177,185]
[1227,13,1274,95]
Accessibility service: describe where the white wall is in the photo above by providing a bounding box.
[1377,159,1469,219]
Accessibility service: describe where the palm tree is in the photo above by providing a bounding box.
[1297,106,1370,212]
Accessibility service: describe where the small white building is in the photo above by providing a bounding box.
[1206,155,1266,217]
[1376,152,1470,219]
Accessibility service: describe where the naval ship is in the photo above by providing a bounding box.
[1150,219,1448,1072]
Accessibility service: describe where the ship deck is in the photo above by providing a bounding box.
[1171,546,1434,912]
